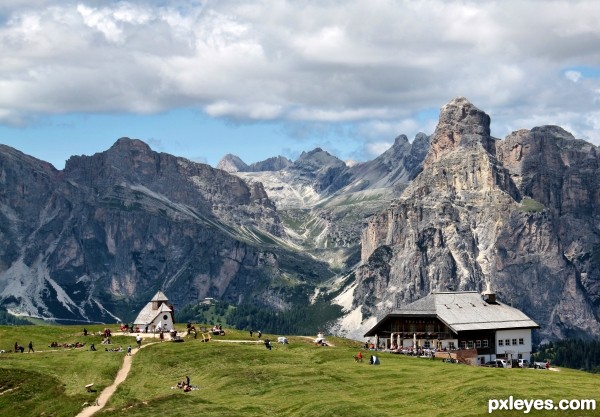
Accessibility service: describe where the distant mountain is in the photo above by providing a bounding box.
[217,154,292,173]
[216,154,249,173]
[0,138,332,323]
[4,98,599,342]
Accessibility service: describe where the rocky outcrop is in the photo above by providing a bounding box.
[217,154,292,173]
[216,154,249,173]
[0,138,331,323]
[249,156,293,172]
[354,97,600,339]
[343,133,430,193]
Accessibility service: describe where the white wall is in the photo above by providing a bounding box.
[150,313,174,332]
[495,329,532,361]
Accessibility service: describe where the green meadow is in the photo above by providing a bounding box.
[0,324,598,417]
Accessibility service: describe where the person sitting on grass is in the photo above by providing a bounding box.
[354,351,363,362]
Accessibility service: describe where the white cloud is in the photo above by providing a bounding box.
[0,0,599,145]
[565,70,583,83]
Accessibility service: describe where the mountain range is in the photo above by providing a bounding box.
[1,97,599,341]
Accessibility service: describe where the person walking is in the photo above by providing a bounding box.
[127,345,132,356]
[28,341,34,353]
[136,334,142,349]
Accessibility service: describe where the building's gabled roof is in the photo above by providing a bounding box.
[133,300,173,325]
[151,290,169,302]
[364,291,539,337]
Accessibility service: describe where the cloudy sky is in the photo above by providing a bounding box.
[0,0,599,168]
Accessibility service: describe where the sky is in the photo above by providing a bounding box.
[0,0,599,169]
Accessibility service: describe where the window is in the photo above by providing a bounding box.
[512,339,517,346]
[460,341,467,349]
[519,338,524,345]
[163,315,168,320]
[448,341,456,349]
[483,340,489,348]
[423,340,431,349]
[476,340,482,348]
[505,339,510,346]
[467,341,474,349]
[498,340,504,346]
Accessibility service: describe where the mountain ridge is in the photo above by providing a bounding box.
[1,98,599,343]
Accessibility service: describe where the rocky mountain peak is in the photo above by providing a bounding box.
[109,137,152,153]
[248,156,292,172]
[424,97,494,169]
[217,154,249,173]
[394,134,409,146]
[295,147,345,169]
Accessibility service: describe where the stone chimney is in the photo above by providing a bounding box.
[482,282,497,304]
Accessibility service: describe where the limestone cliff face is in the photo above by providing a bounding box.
[0,138,327,323]
[356,98,600,339]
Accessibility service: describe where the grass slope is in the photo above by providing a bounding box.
[1,325,598,417]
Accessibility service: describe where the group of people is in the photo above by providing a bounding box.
[49,341,85,349]
[173,375,196,392]
[212,325,225,335]
[13,341,34,353]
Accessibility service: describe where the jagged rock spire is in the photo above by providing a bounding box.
[424,97,494,169]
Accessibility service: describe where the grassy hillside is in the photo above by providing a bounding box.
[1,325,598,417]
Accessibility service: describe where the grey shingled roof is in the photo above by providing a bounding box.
[365,291,539,336]
[151,290,169,302]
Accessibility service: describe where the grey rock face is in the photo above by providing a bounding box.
[217,154,249,173]
[248,156,293,172]
[0,138,326,323]
[217,154,292,173]
[355,98,600,339]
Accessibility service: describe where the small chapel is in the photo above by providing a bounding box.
[133,290,174,332]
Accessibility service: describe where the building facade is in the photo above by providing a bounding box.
[133,290,174,332]
[364,291,539,363]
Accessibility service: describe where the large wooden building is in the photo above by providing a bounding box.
[364,291,539,363]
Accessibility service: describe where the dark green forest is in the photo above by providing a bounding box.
[0,307,32,326]
[177,300,342,336]
[533,339,600,373]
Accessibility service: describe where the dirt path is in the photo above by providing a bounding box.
[76,342,154,417]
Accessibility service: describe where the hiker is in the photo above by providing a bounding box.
[28,341,34,353]
[159,331,164,342]
[83,328,88,336]
[136,334,142,348]
[249,330,253,337]
[258,331,262,338]
[127,345,132,356]
[264,339,272,350]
